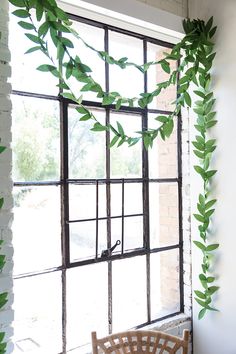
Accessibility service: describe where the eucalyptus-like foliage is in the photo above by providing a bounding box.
[7,0,218,330]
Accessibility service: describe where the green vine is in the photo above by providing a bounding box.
[5,2,218,348]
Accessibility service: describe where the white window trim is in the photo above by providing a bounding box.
[58,0,184,44]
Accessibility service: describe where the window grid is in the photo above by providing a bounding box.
[12,13,184,354]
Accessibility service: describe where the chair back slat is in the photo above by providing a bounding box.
[91,329,190,354]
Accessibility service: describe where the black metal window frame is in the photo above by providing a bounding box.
[12,12,184,354]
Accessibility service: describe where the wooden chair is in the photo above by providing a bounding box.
[91,329,190,354]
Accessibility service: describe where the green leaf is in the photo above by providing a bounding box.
[193,241,206,251]
[206,170,217,178]
[206,120,217,128]
[0,333,5,343]
[115,99,122,110]
[194,165,205,178]
[209,26,217,38]
[179,76,189,85]
[117,121,124,137]
[18,21,35,30]
[192,141,204,151]
[205,199,217,210]
[102,95,116,106]
[8,0,26,6]
[12,9,29,18]
[91,123,107,132]
[0,292,8,309]
[163,119,174,138]
[155,115,169,123]
[0,146,6,154]
[76,106,88,114]
[206,244,219,252]
[206,139,216,147]
[206,111,216,121]
[206,16,214,33]
[194,214,205,223]
[37,64,57,72]
[109,135,119,148]
[193,150,204,159]
[207,276,215,283]
[25,46,41,54]
[79,114,91,121]
[207,286,219,295]
[60,37,74,48]
[195,297,209,308]
[38,22,50,37]
[198,308,207,320]
[194,290,206,299]
[199,273,207,282]
[160,60,170,74]
[143,134,151,149]
[55,7,69,21]
[184,91,191,107]
[36,1,44,21]
[194,90,205,99]
[205,209,215,218]
[25,33,42,44]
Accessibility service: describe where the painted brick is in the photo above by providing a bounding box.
[0,2,14,353]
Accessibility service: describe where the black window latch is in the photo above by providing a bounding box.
[101,240,121,258]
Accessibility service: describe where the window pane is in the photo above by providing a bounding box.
[149,183,179,248]
[124,216,143,250]
[66,21,105,101]
[69,106,106,179]
[110,112,142,178]
[111,218,122,252]
[12,95,60,182]
[10,11,59,95]
[13,272,62,354]
[150,249,180,320]
[148,114,178,178]
[69,183,107,221]
[147,43,177,111]
[113,256,147,331]
[67,263,108,350]
[13,186,61,275]
[109,31,143,101]
[124,182,143,215]
[110,183,122,216]
[70,220,107,261]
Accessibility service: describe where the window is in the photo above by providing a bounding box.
[10,9,183,354]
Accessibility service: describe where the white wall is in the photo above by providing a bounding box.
[189,0,236,353]
[137,0,188,17]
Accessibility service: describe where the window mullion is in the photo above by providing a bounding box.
[104,26,113,335]
[60,99,69,354]
[143,38,151,323]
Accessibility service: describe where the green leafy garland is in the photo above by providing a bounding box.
[1,0,219,351]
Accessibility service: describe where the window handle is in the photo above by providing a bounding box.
[101,240,121,258]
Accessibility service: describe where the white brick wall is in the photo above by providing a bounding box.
[0,1,14,353]
[136,0,188,18]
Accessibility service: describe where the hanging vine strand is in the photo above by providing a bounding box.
[0,4,219,354]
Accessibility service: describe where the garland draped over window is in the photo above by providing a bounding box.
[0,0,219,351]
